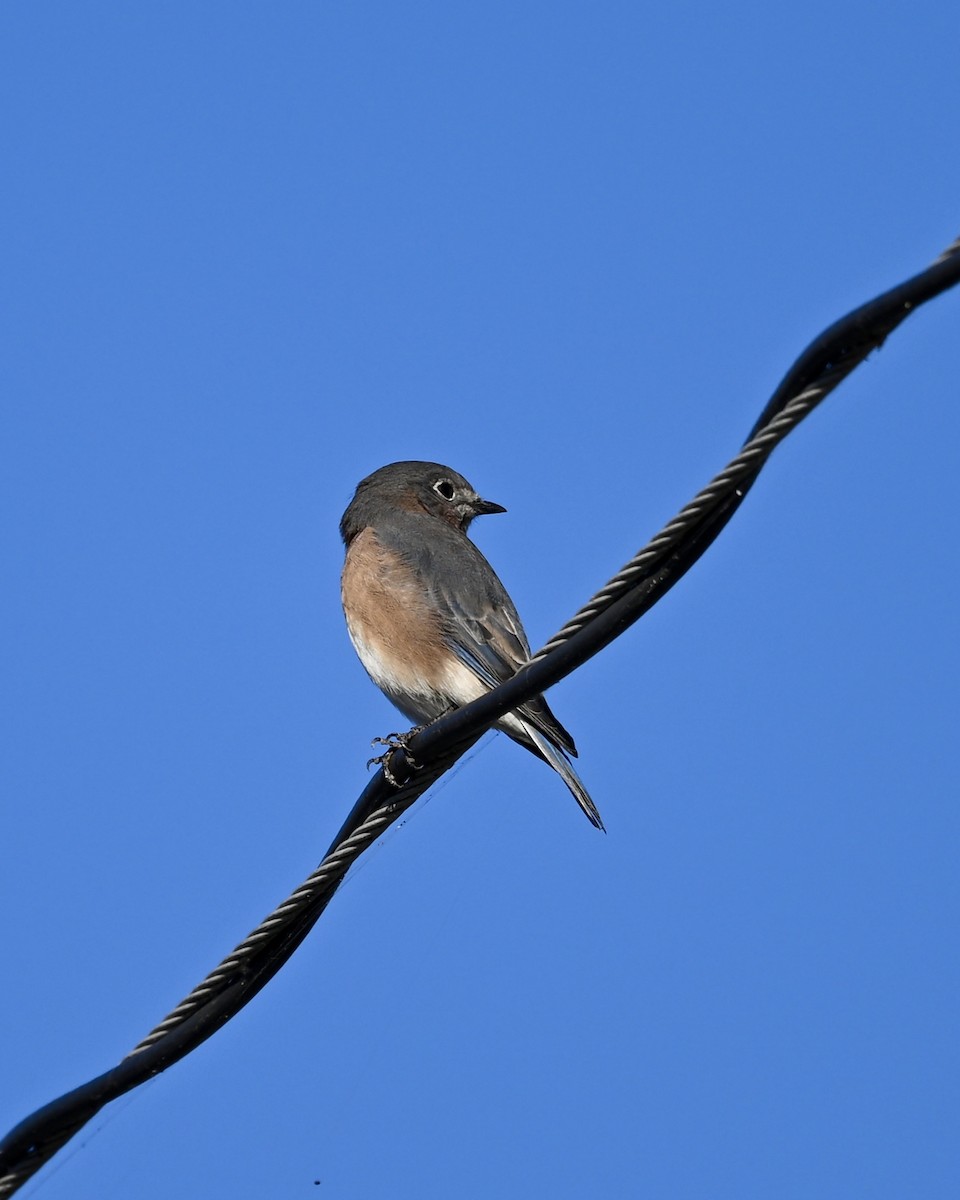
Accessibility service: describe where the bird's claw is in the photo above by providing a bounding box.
[367,728,425,786]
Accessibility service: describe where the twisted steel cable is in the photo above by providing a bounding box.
[129,748,462,1053]
[533,378,837,663]
[130,802,399,1051]
[2,235,958,1198]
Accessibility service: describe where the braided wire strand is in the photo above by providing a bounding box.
[129,802,395,1051]
[534,373,839,661]
[934,232,960,263]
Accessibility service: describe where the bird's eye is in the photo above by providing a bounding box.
[433,479,456,501]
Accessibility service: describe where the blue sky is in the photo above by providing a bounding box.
[2,3,958,1198]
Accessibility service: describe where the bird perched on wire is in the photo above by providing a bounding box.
[339,460,604,831]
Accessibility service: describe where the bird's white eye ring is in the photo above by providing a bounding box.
[433,479,456,501]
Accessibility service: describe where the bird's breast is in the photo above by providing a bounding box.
[341,527,483,722]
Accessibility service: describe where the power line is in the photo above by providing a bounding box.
[2,235,958,1198]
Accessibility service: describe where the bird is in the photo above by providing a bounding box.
[339,460,604,831]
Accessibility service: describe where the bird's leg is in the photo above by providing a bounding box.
[367,727,427,785]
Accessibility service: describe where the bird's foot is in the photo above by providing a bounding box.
[367,728,426,786]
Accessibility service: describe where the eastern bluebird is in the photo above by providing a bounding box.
[340,461,604,831]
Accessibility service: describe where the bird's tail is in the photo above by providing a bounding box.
[520,723,606,832]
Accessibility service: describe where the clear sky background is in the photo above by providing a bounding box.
[2,4,958,1198]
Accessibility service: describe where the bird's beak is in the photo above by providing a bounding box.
[473,497,507,516]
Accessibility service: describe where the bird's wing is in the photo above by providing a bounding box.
[415,525,579,758]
